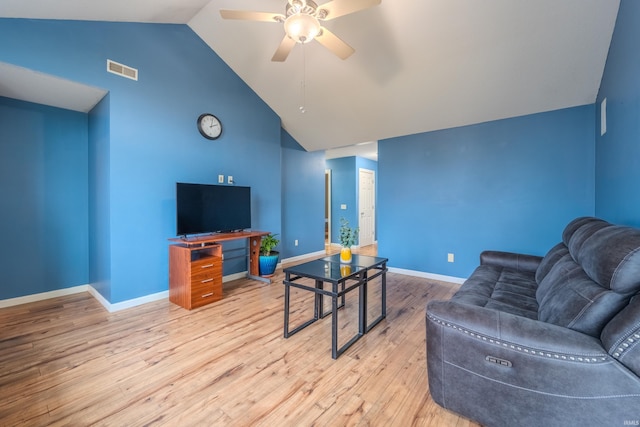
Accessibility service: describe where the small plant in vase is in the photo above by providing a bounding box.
[259,233,280,277]
[339,218,359,264]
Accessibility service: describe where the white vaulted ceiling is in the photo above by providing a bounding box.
[0,0,620,152]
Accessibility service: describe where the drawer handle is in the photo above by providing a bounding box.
[201,278,214,283]
[201,292,214,298]
[201,264,214,269]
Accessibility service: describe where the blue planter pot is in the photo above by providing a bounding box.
[259,252,279,277]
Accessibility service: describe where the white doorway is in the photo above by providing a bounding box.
[358,168,376,247]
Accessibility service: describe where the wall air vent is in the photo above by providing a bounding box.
[106,59,138,81]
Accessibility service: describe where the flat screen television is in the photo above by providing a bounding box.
[176,183,251,236]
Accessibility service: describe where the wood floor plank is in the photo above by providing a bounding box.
[0,246,479,426]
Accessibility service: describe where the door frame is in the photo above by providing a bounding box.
[325,169,332,245]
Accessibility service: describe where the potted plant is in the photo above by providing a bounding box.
[259,233,280,277]
[339,218,359,264]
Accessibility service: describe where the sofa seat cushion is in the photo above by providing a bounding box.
[452,264,538,319]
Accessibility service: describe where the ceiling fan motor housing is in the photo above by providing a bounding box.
[284,0,323,43]
[287,0,318,16]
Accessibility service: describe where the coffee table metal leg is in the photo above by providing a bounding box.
[360,271,367,334]
[364,265,387,333]
[382,264,387,318]
[331,293,338,359]
[315,279,323,319]
[283,279,323,338]
[284,282,291,338]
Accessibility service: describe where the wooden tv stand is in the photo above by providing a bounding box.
[168,230,270,310]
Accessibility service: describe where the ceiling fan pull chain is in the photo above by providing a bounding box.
[300,44,307,113]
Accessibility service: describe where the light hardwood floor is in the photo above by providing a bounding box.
[0,246,479,426]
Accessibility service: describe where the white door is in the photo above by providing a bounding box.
[358,168,375,247]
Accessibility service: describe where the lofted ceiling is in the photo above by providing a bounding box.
[0,0,620,153]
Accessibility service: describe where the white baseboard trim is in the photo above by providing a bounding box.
[281,250,326,265]
[88,287,169,313]
[0,284,169,313]
[222,269,283,282]
[327,242,377,250]
[388,267,466,285]
[223,271,248,283]
[1,263,461,313]
[0,285,90,308]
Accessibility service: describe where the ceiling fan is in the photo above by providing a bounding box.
[220,0,381,62]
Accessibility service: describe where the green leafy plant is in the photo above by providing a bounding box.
[260,233,280,256]
[339,218,359,248]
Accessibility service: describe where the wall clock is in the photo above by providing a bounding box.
[197,113,222,140]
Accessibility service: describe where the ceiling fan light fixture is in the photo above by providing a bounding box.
[284,13,321,44]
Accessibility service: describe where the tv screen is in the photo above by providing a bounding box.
[176,183,251,236]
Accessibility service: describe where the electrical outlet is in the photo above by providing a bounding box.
[228,176,233,184]
[448,253,455,263]
[295,239,299,246]
[218,175,224,183]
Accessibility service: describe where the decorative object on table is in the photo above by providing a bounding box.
[340,264,351,277]
[339,217,358,264]
[259,233,280,277]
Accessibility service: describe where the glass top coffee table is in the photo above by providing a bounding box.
[282,254,388,359]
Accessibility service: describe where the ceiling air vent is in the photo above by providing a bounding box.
[106,59,138,81]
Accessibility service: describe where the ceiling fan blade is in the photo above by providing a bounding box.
[272,36,297,62]
[316,27,355,60]
[316,0,381,21]
[220,10,284,23]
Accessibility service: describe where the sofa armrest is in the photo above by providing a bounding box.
[480,250,542,274]
[426,301,640,427]
[427,299,606,356]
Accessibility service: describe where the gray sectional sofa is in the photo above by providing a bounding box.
[426,217,640,426]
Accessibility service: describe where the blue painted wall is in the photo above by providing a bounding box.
[5,4,638,300]
[281,130,326,258]
[0,96,89,299]
[0,19,281,303]
[378,106,595,278]
[595,0,640,227]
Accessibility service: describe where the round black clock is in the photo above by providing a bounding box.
[197,113,222,140]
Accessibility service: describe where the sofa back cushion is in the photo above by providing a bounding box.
[560,216,608,247]
[536,217,640,337]
[535,242,568,284]
[573,224,640,293]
